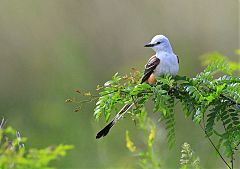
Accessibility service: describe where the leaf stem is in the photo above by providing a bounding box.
[201,113,232,169]
[199,124,231,169]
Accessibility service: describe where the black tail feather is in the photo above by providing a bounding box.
[96,103,134,139]
[96,120,115,139]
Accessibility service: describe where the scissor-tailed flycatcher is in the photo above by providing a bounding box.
[96,35,179,139]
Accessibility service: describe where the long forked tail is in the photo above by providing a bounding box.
[96,102,135,139]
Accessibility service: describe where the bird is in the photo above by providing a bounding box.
[96,35,179,139]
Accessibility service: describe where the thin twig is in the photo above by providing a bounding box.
[76,97,98,104]
[199,124,231,169]
[201,113,232,169]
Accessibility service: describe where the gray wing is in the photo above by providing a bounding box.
[141,55,160,83]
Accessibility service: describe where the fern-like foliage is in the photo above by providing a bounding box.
[69,52,240,169]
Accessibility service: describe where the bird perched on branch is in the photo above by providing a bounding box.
[96,35,179,139]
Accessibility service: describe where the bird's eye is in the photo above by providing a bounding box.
[156,42,161,44]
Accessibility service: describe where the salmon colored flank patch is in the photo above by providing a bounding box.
[147,73,157,84]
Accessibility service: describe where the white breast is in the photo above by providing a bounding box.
[153,52,179,77]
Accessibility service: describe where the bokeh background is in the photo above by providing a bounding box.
[0,0,239,169]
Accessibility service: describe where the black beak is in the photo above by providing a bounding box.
[144,43,155,47]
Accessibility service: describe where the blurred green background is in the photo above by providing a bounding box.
[0,0,239,169]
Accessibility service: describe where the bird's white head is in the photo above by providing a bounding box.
[144,35,173,53]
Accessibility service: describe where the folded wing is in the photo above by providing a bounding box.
[141,55,160,84]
